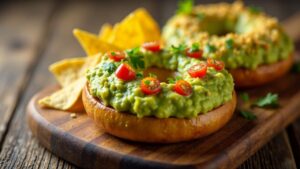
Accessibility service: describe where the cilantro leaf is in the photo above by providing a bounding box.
[103,62,116,74]
[171,44,187,55]
[248,5,262,14]
[254,93,279,107]
[144,80,151,85]
[239,92,250,102]
[225,39,234,50]
[240,110,257,120]
[136,72,143,78]
[126,47,145,69]
[204,43,216,53]
[190,43,200,52]
[177,0,194,14]
[167,78,176,84]
[291,62,300,73]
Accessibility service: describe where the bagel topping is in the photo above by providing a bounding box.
[87,45,234,118]
[108,51,125,62]
[141,77,161,95]
[173,80,192,96]
[142,41,161,52]
[188,63,207,78]
[115,63,136,81]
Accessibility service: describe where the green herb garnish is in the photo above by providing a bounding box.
[167,78,176,84]
[144,80,151,85]
[225,39,234,50]
[177,0,194,14]
[111,51,116,56]
[171,44,187,55]
[204,43,216,53]
[190,43,200,52]
[126,47,145,69]
[291,62,300,73]
[240,92,250,102]
[103,62,116,74]
[254,93,279,108]
[248,5,262,14]
[240,110,257,120]
[136,72,143,78]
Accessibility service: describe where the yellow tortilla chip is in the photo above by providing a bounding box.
[39,54,102,111]
[108,15,145,49]
[99,23,113,41]
[49,57,86,87]
[107,8,161,49]
[73,28,119,56]
[134,8,161,41]
[39,77,86,111]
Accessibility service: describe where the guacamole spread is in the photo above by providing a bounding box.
[87,45,234,119]
[162,2,294,69]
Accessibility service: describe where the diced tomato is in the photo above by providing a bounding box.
[140,77,161,95]
[108,51,125,62]
[115,63,136,81]
[188,63,207,78]
[173,80,192,96]
[142,42,161,52]
[207,58,225,71]
[185,48,203,59]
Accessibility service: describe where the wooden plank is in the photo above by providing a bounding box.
[288,119,300,168]
[0,1,158,169]
[239,132,297,169]
[0,1,54,146]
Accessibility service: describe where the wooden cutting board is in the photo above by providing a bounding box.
[27,62,300,169]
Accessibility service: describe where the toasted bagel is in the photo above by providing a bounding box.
[229,54,294,88]
[82,84,237,143]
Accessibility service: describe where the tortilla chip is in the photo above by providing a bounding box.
[134,8,161,41]
[49,57,86,87]
[73,28,119,56]
[107,8,161,49]
[39,77,86,112]
[99,23,113,41]
[108,16,145,49]
[39,54,102,111]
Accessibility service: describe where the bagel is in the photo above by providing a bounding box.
[162,2,294,87]
[229,53,294,88]
[84,43,236,142]
[83,84,236,143]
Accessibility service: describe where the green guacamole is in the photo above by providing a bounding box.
[162,2,294,69]
[86,46,234,119]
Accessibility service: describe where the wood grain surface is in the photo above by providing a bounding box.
[0,1,300,169]
[27,63,300,169]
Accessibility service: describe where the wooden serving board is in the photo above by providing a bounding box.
[27,61,300,169]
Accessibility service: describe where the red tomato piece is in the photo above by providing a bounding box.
[173,80,192,96]
[188,63,207,78]
[142,42,161,52]
[207,58,225,71]
[108,51,125,62]
[185,48,203,59]
[115,63,136,81]
[140,77,161,95]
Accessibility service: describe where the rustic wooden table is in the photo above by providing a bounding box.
[0,1,300,168]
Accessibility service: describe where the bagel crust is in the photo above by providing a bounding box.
[229,54,294,88]
[83,84,237,143]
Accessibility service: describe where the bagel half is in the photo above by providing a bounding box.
[82,84,237,143]
[229,54,294,88]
